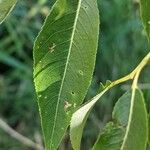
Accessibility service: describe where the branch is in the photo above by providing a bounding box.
[0,118,44,150]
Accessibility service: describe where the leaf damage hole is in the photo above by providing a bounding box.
[71,91,75,95]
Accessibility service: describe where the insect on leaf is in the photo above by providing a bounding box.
[33,0,99,149]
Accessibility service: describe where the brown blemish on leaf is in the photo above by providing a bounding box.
[64,101,72,111]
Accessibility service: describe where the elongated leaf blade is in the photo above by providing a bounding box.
[0,0,17,24]
[140,0,150,40]
[33,0,99,149]
[93,89,148,150]
[120,89,148,150]
[70,88,107,150]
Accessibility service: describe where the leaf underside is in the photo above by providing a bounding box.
[33,0,99,149]
[0,0,17,24]
[93,89,148,150]
[70,86,107,150]
[140,0,150,41]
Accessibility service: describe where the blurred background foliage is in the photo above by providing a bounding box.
[0,0,149,149]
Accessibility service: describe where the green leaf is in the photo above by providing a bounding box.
[93,89,148,150]
[93,122,125,150]
[120,89,148,150]
[148,113,150,145]
[112,91,131,126]
[0,0,17,24]
[33,0,99,149]
[140,0,150,41]
[70,88,107,150]
[98,80,112,92]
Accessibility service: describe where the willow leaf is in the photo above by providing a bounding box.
[93,89,148,150]
[33,0,99,149]
[93,122,125,150]
[0,0,17,24]
[140,0,150,40]
[112,91,131,126]
[120,89,148,150]
[70,87,107,150]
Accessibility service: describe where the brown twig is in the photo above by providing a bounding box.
[0,118,44,150]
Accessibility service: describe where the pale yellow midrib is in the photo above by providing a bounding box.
[50,0,82,148]
[120,88,136,150]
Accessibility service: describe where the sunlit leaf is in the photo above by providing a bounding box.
[33,0,99,149]
[0,0,17,24]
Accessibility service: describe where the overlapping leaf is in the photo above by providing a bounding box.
[70,87,107,150]
[93,89,148,150]
[33,0,99,149]
[0,0,17,24]
[93,122,125,150]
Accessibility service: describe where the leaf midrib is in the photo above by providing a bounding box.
[0,0,17,24]
[50,0,82,147]
[120,87,136,150]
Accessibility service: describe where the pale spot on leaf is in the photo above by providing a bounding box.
[38,95,42,98]
[79,70,83,75]
[49,43,56,53]
[64,101,72,111]
[73,103,77,108]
